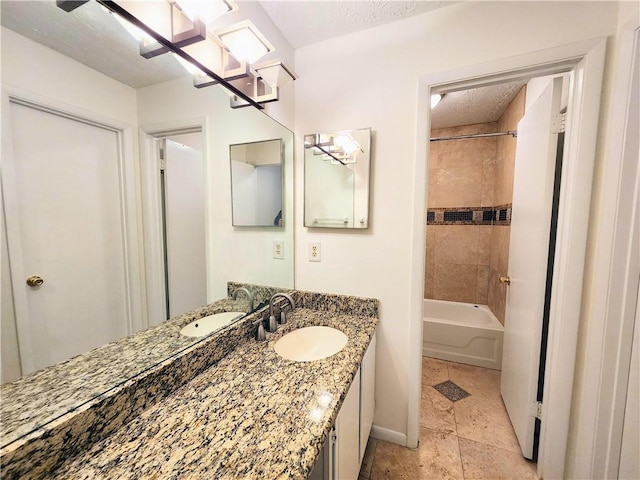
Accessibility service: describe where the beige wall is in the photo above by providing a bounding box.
[426,87,526,323]
[425,123,497,304]
[488,87,526,323]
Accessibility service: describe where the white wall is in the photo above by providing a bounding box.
[1,27,138,125]
[137,76,294,299]
[293,0,624,450]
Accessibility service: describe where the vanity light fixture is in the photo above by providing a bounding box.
[229,73,280,108]
[431,93,443,108]
[80,1,295,108]
[254,60,296,89]
[175,0,237,25]
[216,20,274,64]
[115,0,207,58]
[333,134,361,155]
[109,8,156,44]
[305,133,360,165]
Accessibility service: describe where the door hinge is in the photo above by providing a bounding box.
[560,112,567,133]
[536,401,543,420]
[551,113,564,134]
[159,146,166,171]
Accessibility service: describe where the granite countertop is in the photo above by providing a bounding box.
[0,296,249,447]
[51,308,378,479]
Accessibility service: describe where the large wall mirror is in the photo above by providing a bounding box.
[304,127,372,228]
[230,139,284,227]
[0,0,293,444]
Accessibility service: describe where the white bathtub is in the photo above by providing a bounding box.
[423,299,504,370]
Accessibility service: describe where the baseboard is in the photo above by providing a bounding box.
[370,424,407,446]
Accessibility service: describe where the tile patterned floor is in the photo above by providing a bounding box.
[358,358,538,480]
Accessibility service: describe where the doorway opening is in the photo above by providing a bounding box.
[157,132,206,320]
[421,73,568,477]
[140,125,208,326]
[409,38,607,480]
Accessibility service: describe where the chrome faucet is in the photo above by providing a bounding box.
[268,293,296,332]
[232,287,254,312]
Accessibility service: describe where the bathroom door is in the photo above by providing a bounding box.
[161,136,207,319]
[3,100,130,375]
[500,78,563,460]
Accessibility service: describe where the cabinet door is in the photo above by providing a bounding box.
[336,368,361,479]
[360,333,376,461]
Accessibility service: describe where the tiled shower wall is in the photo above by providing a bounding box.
[425,87,525,324]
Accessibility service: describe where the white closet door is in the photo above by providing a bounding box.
[5,101,129,374]
[164,138,206,317]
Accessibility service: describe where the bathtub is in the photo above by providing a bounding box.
[423,299,504,370]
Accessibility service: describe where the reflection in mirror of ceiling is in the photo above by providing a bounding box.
[431,80,527,130]
[0,1,186,89]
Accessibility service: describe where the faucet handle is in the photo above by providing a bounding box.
[268,315,278,333]
[253,318,266,341]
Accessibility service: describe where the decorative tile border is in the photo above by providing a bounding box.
[427,204,512,226]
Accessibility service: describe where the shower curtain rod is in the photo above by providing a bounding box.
[430,130,517,142]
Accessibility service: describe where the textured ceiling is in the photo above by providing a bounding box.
[430,81,527,129]
[2,1,522,128]
[1,0,185,89]
[260,0,452,48]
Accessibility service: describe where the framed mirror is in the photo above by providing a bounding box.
[304,128,372,228]
[230,139,284,227]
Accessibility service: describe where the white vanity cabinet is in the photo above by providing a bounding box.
[310,333,376,480]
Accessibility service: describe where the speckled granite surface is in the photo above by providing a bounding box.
[0,282,283,448]
[1,289,378,479]
[0,296,249,447]
[51,308,377,479]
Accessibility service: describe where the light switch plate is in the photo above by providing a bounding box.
[309,242,321,262]
[273,241,284,259]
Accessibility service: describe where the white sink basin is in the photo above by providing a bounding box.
[274,326,348,362]
[180,311,245,338]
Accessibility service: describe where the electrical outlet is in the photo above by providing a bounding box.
[309,242,321,262]
[273,241,284,259]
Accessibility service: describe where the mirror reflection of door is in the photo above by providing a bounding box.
[1,100,131,380]
[159,134,207,319]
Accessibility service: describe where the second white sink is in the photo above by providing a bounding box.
[274,326,348,362]
[180,312,245,338]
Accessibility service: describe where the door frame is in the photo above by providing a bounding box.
[0,87,145,374]
[408,37,607,479]
[585,22,640,479]
[138,119,208,326]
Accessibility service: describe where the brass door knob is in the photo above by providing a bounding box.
[26,275,44,287]
[499,276,511,285]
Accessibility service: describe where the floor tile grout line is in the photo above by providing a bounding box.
[455,434,530,458]
[445,360,467,479]
[447,360,461,437]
